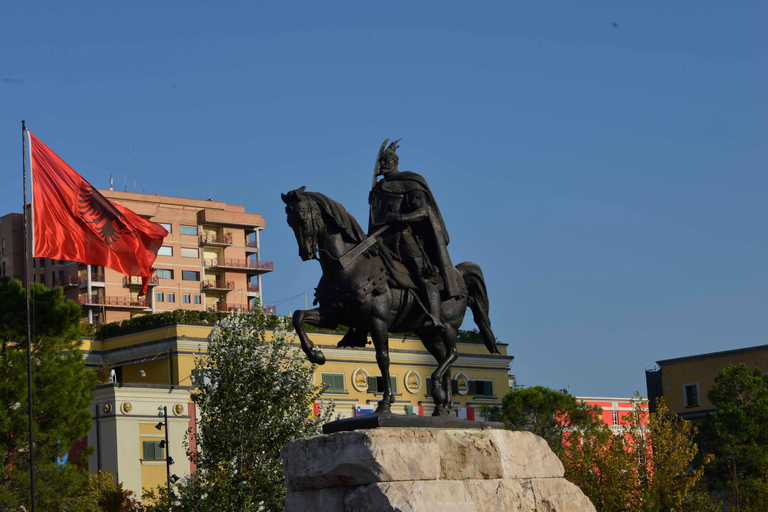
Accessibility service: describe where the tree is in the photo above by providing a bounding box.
[487,386,605,458]
[625,396,712,512]
[157,312,332,512]
[0,277,97,510]
[700,364,768,511]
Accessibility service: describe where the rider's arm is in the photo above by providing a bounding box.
[396,190,430,223]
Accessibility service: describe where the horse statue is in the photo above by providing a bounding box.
[282,186,498,416]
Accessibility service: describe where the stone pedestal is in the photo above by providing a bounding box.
[281,428,595,512]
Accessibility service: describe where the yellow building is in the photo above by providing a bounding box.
[82,321,513,496]
[2,191,273,324]
[646,344,768,420]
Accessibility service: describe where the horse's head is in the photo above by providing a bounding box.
[282,186,320,261]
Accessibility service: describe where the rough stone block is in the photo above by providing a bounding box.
[531,478,597,512]
[488,430,564,479]
[345,481,477,512]
[284,487,348,512]
[281,429,440,491]
[437,430,504,481]
[464,478,536,512]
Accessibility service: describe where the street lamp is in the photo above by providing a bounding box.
[154,406,174,499]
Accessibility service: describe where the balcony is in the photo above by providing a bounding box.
[201,280,235,292]
[245,240,258,253]
[205,303,276,315]
[200,234,233,246]
[79,274,105,288]
[123,275,160,288]
[204,258,274,273]
[54,275,78,287]
[76,295,151,309]
[246,283,260,293]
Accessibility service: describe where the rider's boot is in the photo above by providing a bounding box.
[421,284,445,333]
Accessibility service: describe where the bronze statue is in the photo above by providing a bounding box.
[283,139,499,417]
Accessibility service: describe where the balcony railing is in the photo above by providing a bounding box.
[54,275,78,287]
[247,283,260,293]
[200,234,233,245]
[76,295,151,308]
[202,280,235,291]
[246,240,258,249]
[123,275,160,287]
[204,258,274,271]
[205,303,277,315]
[78,273,105,284]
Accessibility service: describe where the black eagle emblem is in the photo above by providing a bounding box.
[77,181,135,246]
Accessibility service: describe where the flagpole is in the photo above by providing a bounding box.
[22,120,36,512]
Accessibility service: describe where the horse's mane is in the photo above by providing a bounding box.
[302,191,366,243]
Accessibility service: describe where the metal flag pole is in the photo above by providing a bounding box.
[22,120,36,512]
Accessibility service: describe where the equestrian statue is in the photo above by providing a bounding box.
[282,139,498,416]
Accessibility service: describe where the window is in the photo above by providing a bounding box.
[367,375,397,394]
[40,274,45,286]
[684,383,700,408]
[156,292,164,302]
[167,293,176,303]
[470,379,494,398]
[157,246,173,257]
[612,410,619,426]
[142,441,165,460]
[158,223,172,233]
[180,225,198,236]
[321,373,345,393]
[180,247,199,258]
[155,269,174,279]
[182,270,200,281]
[193,294,202,304]
[1,239,4,256]
[183,294,191,304]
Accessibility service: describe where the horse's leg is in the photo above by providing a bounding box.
[369,317,393,413]
[292,308,332,365]
[420,334,450,416]
[430,324,460,416]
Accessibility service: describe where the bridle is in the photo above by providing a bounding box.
[286,199,322,260]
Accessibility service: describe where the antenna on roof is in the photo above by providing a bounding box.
[132,141,137,193]
[124,173,127,192]
[109,173,113,191]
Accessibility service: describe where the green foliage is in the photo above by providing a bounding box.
[490,386,604,458]
[0,277,97,510]
[167,312,333,512]
[492,386,717,512]
[85,471,142,512]
[78,308,282,340]
[700,363,768,512]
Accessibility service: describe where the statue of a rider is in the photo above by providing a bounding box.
[369,139,462,333]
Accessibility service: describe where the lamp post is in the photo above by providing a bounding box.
[155,406,174,500]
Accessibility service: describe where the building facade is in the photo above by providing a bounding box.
[1,191,273,324]
[576,396,649,434]
[82,323,514,496]
[646,344,768,420]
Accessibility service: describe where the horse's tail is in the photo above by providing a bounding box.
[457,262,500,354]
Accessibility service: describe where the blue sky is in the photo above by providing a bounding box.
[2,1,766,397]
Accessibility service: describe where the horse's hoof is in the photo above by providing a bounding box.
[431,407,451,417]
[375,402,391,414]
[311,349,326,365]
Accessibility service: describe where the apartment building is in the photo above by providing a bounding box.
[1,191,273,324]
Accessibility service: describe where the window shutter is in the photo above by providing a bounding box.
[321,374,333,388]
[469,380,477,395]
[157,443,164,460]
[390,376,398,395]
[486,381,494,397]
[143,441,153,459]
[367,376,378,393]
[426,379,433,396]
[451,379,459,394]
[333,374,344,392]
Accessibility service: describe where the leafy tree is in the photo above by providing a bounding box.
[0,277,97,510]
[624,396,713,512]
[155,312,332,512]
[700,363,768,511]
[486,386,605,458]
[84,471,142,512]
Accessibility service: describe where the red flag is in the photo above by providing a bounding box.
[29,132,167,296]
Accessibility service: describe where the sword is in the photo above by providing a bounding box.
[339,225,388,268]
[373,138,389,188]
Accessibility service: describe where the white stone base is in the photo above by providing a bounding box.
[281,428,595,512]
